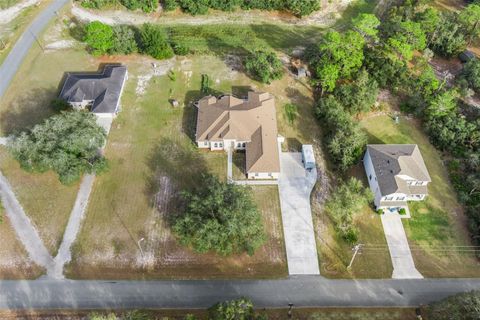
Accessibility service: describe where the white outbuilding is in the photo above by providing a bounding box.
[302,144,315,170]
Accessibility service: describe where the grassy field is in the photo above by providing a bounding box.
[0,307,419,320]
[0,40,96,256]
[64,53,305,279]
[361,114,480,277]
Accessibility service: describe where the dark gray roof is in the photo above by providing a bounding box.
[367,144,431,196]
[59,65,127,114]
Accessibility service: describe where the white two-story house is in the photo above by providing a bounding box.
[363,144,431,209]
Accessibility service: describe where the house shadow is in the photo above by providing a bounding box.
[0,87,58,135]
[231,86,253,99]
[182,90,202,143]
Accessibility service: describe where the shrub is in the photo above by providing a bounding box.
[79,0,115,9]
[119,0,157,12]
[50,98,72,112]
[84,21,114,56]
[161,0,178,11]
[110,25,138,54]
[426,290,480,320]
[460,59,480,92]
[177,0,209,15]
[377,208,384,215]
[399,208,407,215]
[245,50,284,84]
[287,0,320,17]
[139,23,174,59]
[171,41,190,55]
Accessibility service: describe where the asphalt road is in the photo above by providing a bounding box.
[0,0,70,100]
[1,277,480,310]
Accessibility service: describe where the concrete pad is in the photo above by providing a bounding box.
[278,152,320,275]
[381,213,423,279]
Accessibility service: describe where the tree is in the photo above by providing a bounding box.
[286,0,320,17]
[334,69,379,114]
[424,89,458,118]
[244,50,284,84]
[325,177,373,243]
[161,0,178,11]
[352,13,380,41]
[209,298,267,320]
[426,290,480,320]
[209,0,242,11]
[414,7,440,39]
[429,12,466,57]
[460,59,480,92]
[139,23,174,60]
[84,21,114,56]
[8,111,107,185]
[173,175,266,256]
[386,20,426,61]
[308,30,365,92]
[315,96,367,170]
[110,25,138,55]
[459,4,480,44]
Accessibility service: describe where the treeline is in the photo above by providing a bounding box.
[79,0,320,17]
[307,0,480,246]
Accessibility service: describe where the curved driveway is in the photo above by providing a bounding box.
[0,0,70,100]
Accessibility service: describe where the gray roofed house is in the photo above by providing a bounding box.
[59,64,127,115]
[363,144,431,210]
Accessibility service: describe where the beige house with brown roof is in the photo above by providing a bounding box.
[363,144,431,209]
[195,92,281,179]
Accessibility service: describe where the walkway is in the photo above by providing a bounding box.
[51,174,95,279]
[1,277,480,309]
[0,137,7,145]
[381,213,423,279]
[0,172,55,274]
[278,152,320,275]
[227,147,233,182]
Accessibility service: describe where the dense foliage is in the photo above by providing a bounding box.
[315,96,368,171]
[325,178,373,243]
[334,69,379,115]
[139,23,174,59]
[120,0,157,12]
[209,298,267,320]
[110,25,138,54]
[460,59,480,93]
[8,111,107,184]
[244,50,284,84]
[426,290,480,320]
[84,21,114,56]
[173,175,265,256]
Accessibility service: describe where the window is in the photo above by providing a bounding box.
[268,173,272,177]
[416,181,423,186]
[237,143,241,147]
[255,173,259,177]
[219,143,223,147]
[369,174,372,181]
[397,196,405,201]
[385,196,393,201]
[214,143,218,148]
[242,143,246,147]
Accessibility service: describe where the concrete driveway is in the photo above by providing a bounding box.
[278,152,320,275]
[381,213,423,279]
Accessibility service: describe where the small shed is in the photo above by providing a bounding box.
[459,50,476,63]
[302,144,315,170]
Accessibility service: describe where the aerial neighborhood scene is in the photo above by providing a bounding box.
[0,0,480,318]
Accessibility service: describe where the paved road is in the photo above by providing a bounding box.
[381,213,423,279]
[1,277,480,310]
[0,0,70,100]
[0,172,55,273]
[278,153,320,275]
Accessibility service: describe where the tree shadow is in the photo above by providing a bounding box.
[285,138,302,152]
[0,87,58,135]
[68,17,86,42]
[144,137,210,217]
[182,90,202,143]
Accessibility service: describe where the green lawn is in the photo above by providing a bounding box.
[361,114,480,277]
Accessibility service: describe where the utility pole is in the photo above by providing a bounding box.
[137,237,145,257]
[30,31,44,52]
[347,244,363,269]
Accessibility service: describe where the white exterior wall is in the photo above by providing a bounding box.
[247,172,280,180]
[197,140,210,149]
[364,151,383,208]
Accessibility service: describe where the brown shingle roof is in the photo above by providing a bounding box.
[196,92,280,173]
[367,144,431,196]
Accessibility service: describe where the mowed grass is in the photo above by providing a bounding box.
[0,45,97,255]
[0,197,44,279]
[66,55,290,279]
[361,114,480,277]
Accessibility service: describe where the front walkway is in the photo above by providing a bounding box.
[278,152,320,275]
[381,213,423,279]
